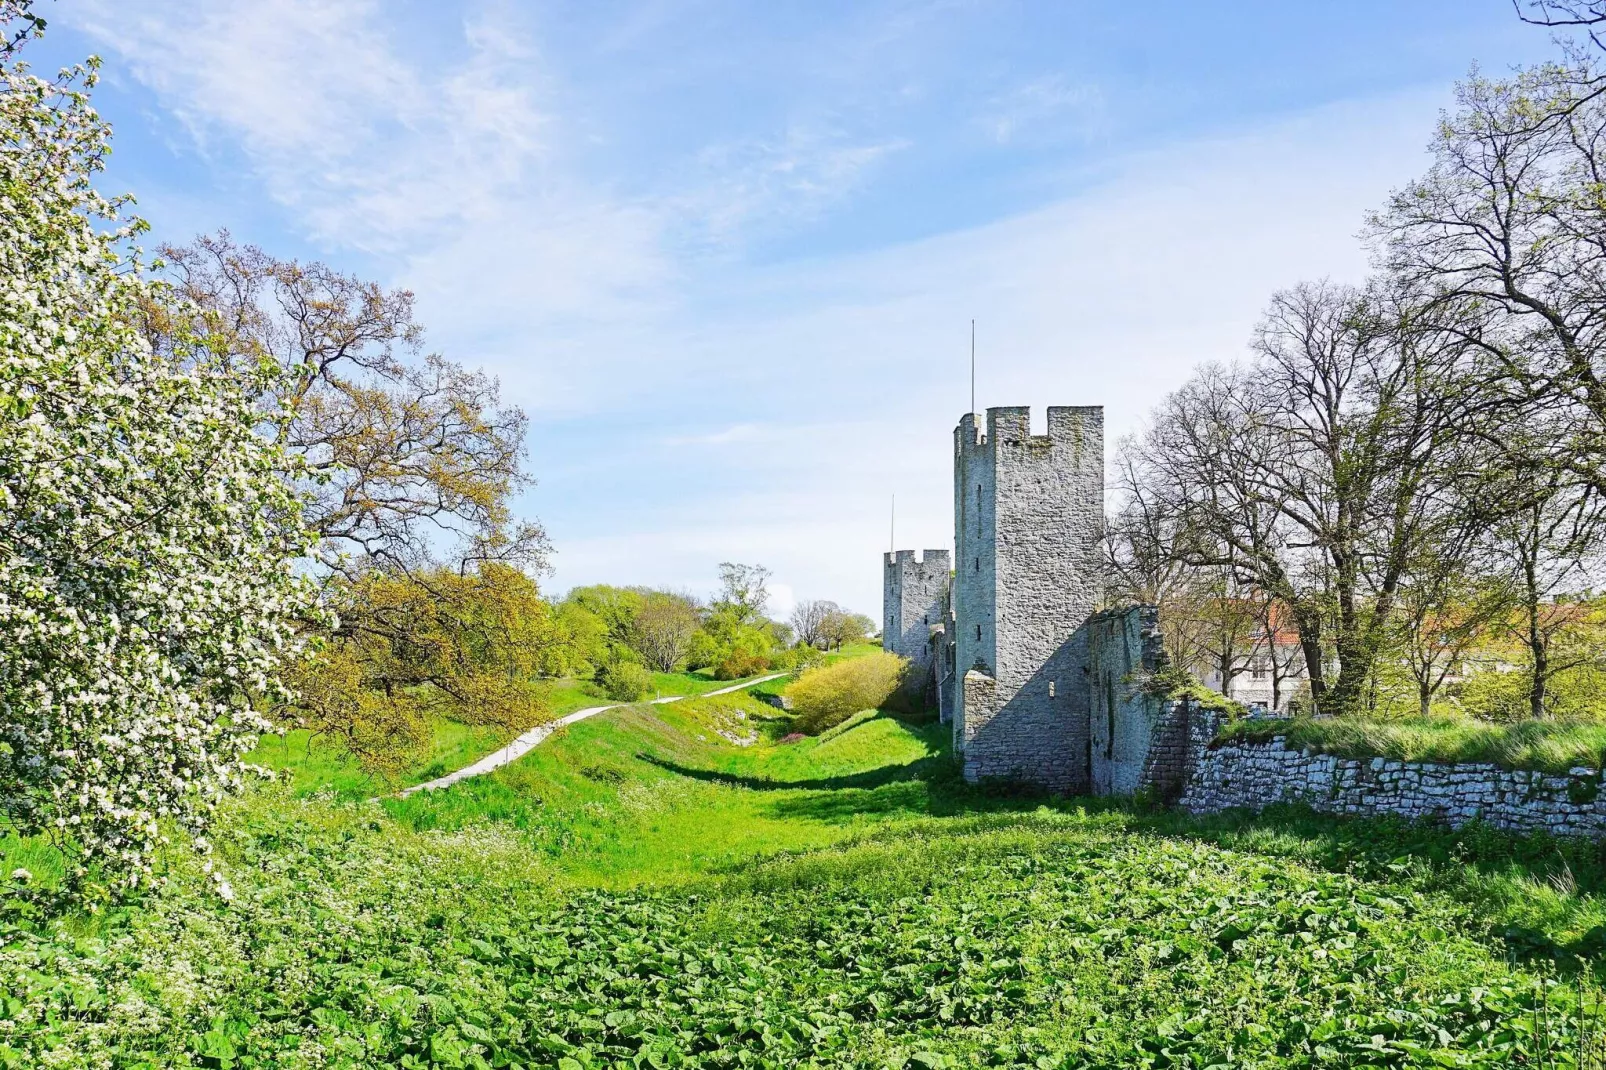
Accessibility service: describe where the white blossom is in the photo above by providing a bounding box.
[0,55,315,893]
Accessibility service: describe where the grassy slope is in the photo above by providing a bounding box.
[9,692,1606,1065]
[1220,714,1606,774]
[246,667,772,801]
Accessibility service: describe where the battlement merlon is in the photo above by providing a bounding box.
[984,405,1103,447]
[885,549,951,570]
[956,412,985,450]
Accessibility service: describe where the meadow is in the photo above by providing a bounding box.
[6,688,1606,1067]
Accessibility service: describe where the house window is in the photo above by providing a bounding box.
[975,624,981,641]
[1049,681,1056,698]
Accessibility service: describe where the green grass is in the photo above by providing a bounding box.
[1221,713,1606,774]
[245,670,776,800]
[247,717,515,798]
[10,696,1606,1066]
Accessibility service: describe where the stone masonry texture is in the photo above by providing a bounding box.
[1087,604,1197,800]
[1181,728,1606,838]
[952,406,1104,793]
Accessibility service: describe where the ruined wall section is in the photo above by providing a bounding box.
[953,406,1104,792]
[1089,604,1170,796]
[882,549,951,685]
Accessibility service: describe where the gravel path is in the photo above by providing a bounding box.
[394,674,787,798]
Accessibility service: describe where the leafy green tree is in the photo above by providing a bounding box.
[632,590,701,672]
[820,609,875,651]
[712,562,770,629]
[564,585,644,664]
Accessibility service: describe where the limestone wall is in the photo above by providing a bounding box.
[1181,732,1606,837]
[951,411,996,761]
[1086,605,1197,800]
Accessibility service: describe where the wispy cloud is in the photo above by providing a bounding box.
[980,75,1106,145]
[675,126,910,249]
[68,0,667,321]
[61,0,1459,616]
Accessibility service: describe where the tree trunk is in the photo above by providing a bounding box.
[1524,553,1546,720]
[1528,600,1548,720]
[1294,607,1326,712]
[1217,650,1237,701]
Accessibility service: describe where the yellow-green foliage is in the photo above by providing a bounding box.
[786,650,907,734]
[289,563,557,774]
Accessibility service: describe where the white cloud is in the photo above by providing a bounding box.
[66,0,665,305]
[67,0,1450,620]
[767,582,797,618]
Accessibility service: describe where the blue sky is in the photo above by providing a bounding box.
[35,1,1565,618]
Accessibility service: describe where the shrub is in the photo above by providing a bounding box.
[1452,669,1530,722]
[713,627,774,680]
[786,652,907,734]
[716,649,772,680]
[772,644,827,675]
[599,660,653,702]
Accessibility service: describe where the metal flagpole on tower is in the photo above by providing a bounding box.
[970,318,976,415]
[890,494,895,552]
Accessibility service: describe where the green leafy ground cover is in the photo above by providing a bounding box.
[7,691,1606,1066]
[1218,714,1606,774]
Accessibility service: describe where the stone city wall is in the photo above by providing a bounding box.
[1180,730,1606,838]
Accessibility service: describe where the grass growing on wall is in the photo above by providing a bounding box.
[1218,714,1606,774]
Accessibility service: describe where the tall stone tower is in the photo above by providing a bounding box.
[952,406,1104,793]
[883,549,951,687]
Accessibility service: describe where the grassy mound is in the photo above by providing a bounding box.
[6,702,1606,1066]
[1219,714,1606,774]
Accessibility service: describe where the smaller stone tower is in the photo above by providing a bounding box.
[882,549,951,690]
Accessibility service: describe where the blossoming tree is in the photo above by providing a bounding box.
[0,10,314,892]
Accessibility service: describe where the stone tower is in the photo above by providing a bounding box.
[882,549,951,687]
[952,406,1104,792]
